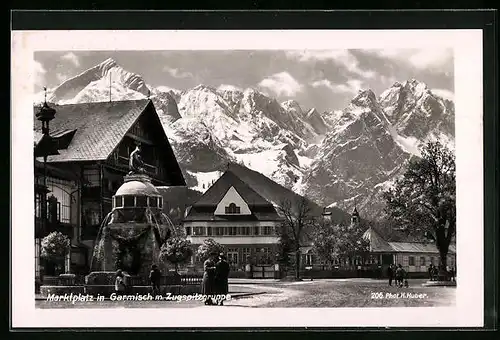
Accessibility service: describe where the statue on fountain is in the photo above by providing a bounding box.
[128,144,146,175]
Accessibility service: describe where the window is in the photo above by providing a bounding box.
[45,178,72,223]
[35,195,43,219]
[429,256,435,265]
[149,197,158,208]
[207,227,212,236]
[185,227,191,236]
[242,248,251,262]
[158,197,163,209]
[241,226,250,235]
[408,256,415,266]
[306,254,313,266]
[47,196,60,224]
[262,226,273,235]
[420,256,426,266]
[136,196,147,207]
[228,226,237,235]
[83,169,100,187]
[193,227,205,236]
[258,247,272,264]
[115,196,123,208]
[83,205,100,226]
[253,226,260,235]
[355,256,362,265]
[227,249,239,267]
[123,196,135,207]
[403,256,409,267]
[225,203,240,214]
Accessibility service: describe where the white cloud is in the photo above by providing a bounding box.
[163,66,193,79]
[258,72,303,97]
[286,50,376,79]
[61,52,80,67]
[156,85,180,93]
[217,84,243,92]
[431,88,454,101]
[34,61,46,87]
[311,78,364,95]
[371,48,453,72]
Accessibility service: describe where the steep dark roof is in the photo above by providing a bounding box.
[363,227,456,254]
[184,170,282,222]
[362,227,394,252]
[33,99,150,162]
[193,170,272,207]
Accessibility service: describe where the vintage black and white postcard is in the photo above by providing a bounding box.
[11,29,484,328]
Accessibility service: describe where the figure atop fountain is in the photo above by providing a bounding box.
[128,144,146,175]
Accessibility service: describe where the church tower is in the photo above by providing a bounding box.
[350,205,360,227]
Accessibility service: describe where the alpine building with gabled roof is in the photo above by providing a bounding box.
[33,99,186,276]
[183,169,284,273]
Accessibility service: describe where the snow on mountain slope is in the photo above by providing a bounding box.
[187,170,223,193]
[50,58,149,103]
[35,58,455,220]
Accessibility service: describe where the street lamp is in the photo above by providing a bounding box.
[34,88,58,281]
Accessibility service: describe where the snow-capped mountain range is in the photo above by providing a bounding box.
[35,58,455,219]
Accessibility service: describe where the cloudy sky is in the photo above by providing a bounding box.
[34,49,454,112]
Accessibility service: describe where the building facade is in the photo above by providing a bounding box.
[296,208,457,278]
[33,99,185,273]
[183,170,283,274]
[34,158,83,279]
[362,227,456,277]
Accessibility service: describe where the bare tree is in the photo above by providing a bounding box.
[277,196,316,279]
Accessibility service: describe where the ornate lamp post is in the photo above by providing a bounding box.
[34,88,57,280]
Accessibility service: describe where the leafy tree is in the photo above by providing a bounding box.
[196,238,225,262]
[41,231,71,275]
[311,219,338,266]
[41,231,71,259]
[383,141,455,276]
[159,237,193,272]
[277,196,316,279]
[312,219,370,269]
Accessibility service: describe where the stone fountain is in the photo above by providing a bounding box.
[86,146,175,293]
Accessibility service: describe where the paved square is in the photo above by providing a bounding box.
[36,278,455,309]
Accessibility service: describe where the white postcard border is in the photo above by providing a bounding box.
[11,29,484,328]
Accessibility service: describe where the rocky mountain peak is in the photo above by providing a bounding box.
[281,99,304,115]
[97,58,118,72]
[35,57,454,221]
[351,89,377,107]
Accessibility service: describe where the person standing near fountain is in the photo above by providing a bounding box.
[149,264,162,296]
[115,269,126,294]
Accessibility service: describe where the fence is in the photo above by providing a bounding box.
[42,273,203,286]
